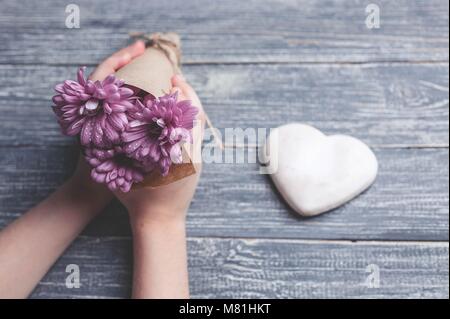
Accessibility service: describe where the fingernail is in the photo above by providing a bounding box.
[135,39,145,47]
[121,52,131,63]
[175,73,185,81]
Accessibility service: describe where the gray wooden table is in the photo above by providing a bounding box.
[0,0,448,298]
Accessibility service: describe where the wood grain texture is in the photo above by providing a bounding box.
[0,146,448,241]
[0,63,448,147]
[30,236,449,299]
[0,0,448,300]
[0,0,448,64]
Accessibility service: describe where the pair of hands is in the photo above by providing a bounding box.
[0,41,202,298]
[70,40,204,229]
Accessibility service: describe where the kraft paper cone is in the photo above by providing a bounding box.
[115,47,176,98]
[132,148,196,188]
[115,32,196,188]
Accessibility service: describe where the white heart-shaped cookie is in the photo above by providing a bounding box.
[262,123,378,216]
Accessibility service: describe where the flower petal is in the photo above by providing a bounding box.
[80,118,94,145]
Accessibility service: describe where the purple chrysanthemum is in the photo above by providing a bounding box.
[84,146,147,192]
[52,67,134,148]
[122,92,198,176]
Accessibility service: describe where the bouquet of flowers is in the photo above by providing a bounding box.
[51,33,198,192]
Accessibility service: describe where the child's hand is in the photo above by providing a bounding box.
[115,75,205,229]
[89,40,146,82]
[114,75,204,298]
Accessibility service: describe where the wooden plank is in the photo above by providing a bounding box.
[0,63,448,146]
[0,0,448,64]
[0,146,448,241]
[30,236,449,298]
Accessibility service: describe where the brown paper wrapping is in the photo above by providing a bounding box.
[115,32,196,188]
